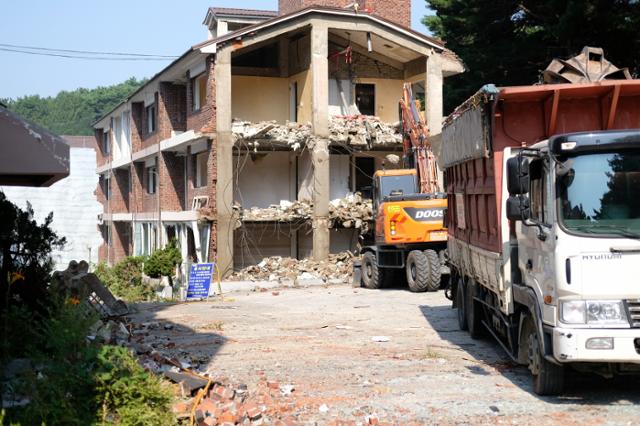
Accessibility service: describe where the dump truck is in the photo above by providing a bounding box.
[359,84,448,292]
[442,66,640,394]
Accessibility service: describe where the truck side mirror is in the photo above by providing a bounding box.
[507,156,530,195]
[506,195,530,222]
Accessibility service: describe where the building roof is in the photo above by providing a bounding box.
[197,6,446,51]
[95,6,463,127]
[0,106,70,187]
[207,7,277,18]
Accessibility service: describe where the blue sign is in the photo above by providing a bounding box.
[186,263,215,300]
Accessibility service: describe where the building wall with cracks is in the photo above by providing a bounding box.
[93,3,464,280]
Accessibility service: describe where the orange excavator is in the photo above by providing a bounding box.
[359,83,448,292]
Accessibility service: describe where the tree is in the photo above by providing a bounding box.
[425,0,640,113]
[0,192,66,311]
[4,77,147,136]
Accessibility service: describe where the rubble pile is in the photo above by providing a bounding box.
[228,252,355,283]
[232,116,402,150]
[237,193,374,232]
[236,200,313,222]
[329,192,373,231]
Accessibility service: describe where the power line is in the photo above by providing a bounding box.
[0,43,178,58]
[0,47,174,61]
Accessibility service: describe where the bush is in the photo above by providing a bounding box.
[95,257,153,302]
[143,241,182,280]
[95,346,174,425]
[3,298,174,426]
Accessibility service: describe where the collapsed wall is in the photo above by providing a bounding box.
[234,192,373,233]
[232,116,402,150]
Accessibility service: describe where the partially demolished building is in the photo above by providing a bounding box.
[94,1,464,276]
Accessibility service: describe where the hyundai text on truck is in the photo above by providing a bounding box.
[442,79,640,395]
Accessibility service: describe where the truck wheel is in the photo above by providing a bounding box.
[524,318,565,396]
[466,279,484,339]
[406,250,430,292]
[423,249,442,291]
[456,278,468,331]
[362,252,384,289]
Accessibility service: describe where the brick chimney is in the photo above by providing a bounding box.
[278,0,411,28]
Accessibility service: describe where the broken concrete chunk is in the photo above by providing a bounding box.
[163,371,209,395]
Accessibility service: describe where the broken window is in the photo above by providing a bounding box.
[191,73,207,111]
[195,152,208,188]
[146,103,156,134]
[146,165,157,194]
[355,84,375,116]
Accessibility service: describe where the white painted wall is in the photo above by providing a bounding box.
[329,79,355,116]
[330,155,351,200]
[234,152,295,208]
[0,148,103,270]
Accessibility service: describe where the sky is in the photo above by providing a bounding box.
[0,1,434,100]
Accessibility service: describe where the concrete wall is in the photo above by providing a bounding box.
[234,223,296,269]
[328,78,403,123]
[1,148,103,269]
[290,70,313,124]
[330,154,350,199]
[234,152,296,208]
[232,75,290,123]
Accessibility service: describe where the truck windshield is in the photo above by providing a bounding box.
[379,175,417,198]
[558,151,640,237]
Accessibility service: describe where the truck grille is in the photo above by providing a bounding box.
[626,300,640,328]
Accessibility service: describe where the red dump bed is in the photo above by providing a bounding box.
[441,80,640,253]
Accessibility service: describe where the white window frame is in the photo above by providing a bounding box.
[102,130,110,154]
[195,151,208,188]
[192,73,207,111]
[146,165,157,194]
[146,103,156,134]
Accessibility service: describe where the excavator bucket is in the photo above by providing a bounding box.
[543,46,632,84]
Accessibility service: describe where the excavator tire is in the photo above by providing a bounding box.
[406,250,430,292]
[362,252,384,289]
[423,249,442,291]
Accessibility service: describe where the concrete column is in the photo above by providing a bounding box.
[425,51,445,191]
[310,21,330,261]
[425,51,444,135]
[215,47,235,275]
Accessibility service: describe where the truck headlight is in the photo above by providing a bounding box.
[561,301,628,325]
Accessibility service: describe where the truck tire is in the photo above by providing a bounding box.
[423,249,442,291]
[456,278,468,331]
[523,317,565,396]
[361,252,384,289]
[466,279,484,339]
[406,250,430,292]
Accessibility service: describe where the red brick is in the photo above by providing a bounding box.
[278,0,411,28]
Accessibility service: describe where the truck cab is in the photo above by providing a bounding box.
[507,130,640,371]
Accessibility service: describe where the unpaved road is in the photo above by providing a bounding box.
[132,286,640,425]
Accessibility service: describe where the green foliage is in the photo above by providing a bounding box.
[424,0,640,112]
[11,299,101,425]
[4,77,147,136]
[95,256,153,302]
[94,346,174,426]
[143,241,182,279]
[3,299,174,425]
[0,192,66,313]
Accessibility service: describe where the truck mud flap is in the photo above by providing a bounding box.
[512,283,560,365]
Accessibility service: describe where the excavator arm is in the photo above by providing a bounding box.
[399,83,440,194]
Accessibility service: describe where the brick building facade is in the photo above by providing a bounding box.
[95,2,463,283]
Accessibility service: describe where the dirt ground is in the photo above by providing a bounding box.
[130,285,640,425]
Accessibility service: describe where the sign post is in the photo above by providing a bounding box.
[186,263,215,301]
